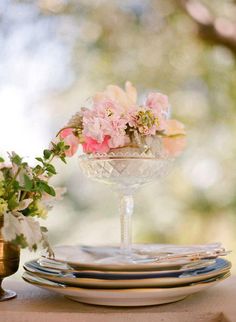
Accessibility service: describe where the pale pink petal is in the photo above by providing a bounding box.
[93,92,108,104]
[60,128,74,138]
[146,92,169,117]
[163,119,186,136]
[105,85,132,111]
[163,136,186,157]
[125,81,137,104]
[59,128,80,157]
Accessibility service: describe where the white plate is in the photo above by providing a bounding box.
[22,272,229,307]
[23,258,231,289]
[44,243,227,271]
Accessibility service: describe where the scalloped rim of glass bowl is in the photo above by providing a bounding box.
[78,151,174,161]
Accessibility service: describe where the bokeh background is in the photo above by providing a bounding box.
[0,0,236,276]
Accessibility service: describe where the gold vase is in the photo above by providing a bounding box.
[0,219,20,301]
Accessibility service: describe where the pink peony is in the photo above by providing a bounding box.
[145,92,169,118]
[59,128,80,157]
[82,103,129,149]
[93,97,124,119]
[105,118,128,148]
[82,116,106,143]
[82,136,110,154]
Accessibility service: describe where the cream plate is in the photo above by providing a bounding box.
[24,258,231,289]
[43,243,228,271]
[38,257,216,275]
[22,272,230,306]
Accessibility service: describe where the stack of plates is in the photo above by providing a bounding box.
[23,243,231,306]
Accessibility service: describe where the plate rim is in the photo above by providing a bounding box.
[22,271,230,294]
[23,259,231,289]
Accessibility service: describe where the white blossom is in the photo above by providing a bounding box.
[2,212,22,241]
[2,212,42,250]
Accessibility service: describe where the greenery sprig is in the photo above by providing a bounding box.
[0,140,70,255]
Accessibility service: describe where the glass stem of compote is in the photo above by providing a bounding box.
[119,191,134,256]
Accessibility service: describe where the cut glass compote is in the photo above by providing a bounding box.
[78,147,173,264]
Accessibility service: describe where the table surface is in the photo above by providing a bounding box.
[1,276,236,322]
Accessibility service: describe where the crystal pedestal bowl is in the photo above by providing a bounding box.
[79,150,173,263]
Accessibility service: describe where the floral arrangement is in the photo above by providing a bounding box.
[0,81,186,253]
[59,81,186,157]
[0,142,69,254]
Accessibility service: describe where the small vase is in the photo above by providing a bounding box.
[0,219,20,301]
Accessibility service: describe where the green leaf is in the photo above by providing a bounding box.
[43,149,52,160]
[39,181,56,197]
[34,165,43,175]
[35,157,44,163]
[11,154,22,166]
[12,234,28,248]
[46,164,57,175]
[60,156,67,164]
[12,180,20,190]
[24,174,33,191]
[40,226,48,233]
[8,196,19,211]
[0,157,5,162]
[57,141,65,149]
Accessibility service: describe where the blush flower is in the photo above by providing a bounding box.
[82,116,107,143]
[82,136,110,153]
[93,81,137,114]
[162,136,186,157]
[94,98,124,119]
[59,81,186,156]
[163,119,186,136]
[162,119,186,157]
[59,128,80,157]
[145,92,169,118]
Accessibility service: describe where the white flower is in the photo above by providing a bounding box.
[2,212,22,241]
[20,215,42,249]
[16,198,33,211]
[2,212,42,250]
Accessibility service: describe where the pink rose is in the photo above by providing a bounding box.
[82,136,110,154]
[59,128,80,157]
